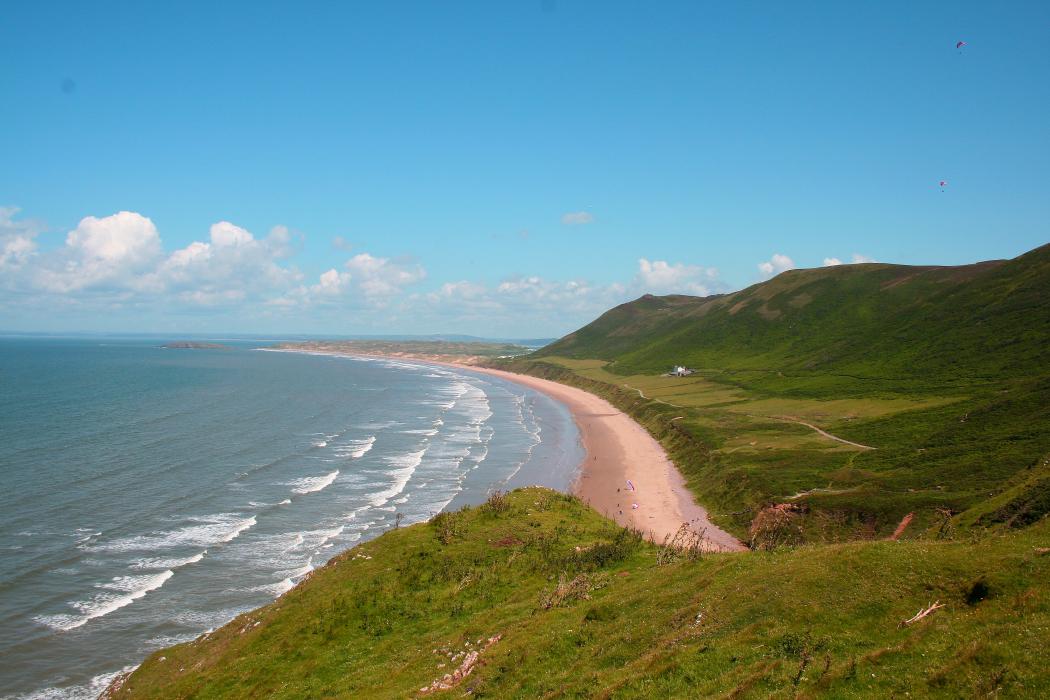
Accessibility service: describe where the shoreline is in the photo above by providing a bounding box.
[267,348,745,552]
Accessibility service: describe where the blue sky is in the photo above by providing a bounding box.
[1,1,1048,336]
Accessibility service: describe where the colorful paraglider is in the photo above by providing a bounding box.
[956,41,966,49]
[939,180,948,191]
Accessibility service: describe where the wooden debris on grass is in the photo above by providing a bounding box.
[899,601,945,627]
[419,634,502,695]
[889,512,915,541]
[749,503,804,551]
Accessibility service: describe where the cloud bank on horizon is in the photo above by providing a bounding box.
[0,205,879,336]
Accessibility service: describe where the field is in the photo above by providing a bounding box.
[503,356,1049,545]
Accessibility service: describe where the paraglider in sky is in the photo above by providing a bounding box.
[956,41,966,49]
[939,180,948,191]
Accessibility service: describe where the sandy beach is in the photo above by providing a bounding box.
[275,348,744,552]
[462,365,746,552]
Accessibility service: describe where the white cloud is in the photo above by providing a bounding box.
[305,268,352,298]
[344,253,425,298]
[0,206,41,270]
[635,258,719,296]
[209,221,253,247]
[757,253,795,277]
[35,211,163,293]
[432,280,487,300]
[561,211,594,225]
[146,221,301,304]
[1,205,819,336]
[823,253,877,267]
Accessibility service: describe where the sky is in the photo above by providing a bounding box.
[1,1,1048,337]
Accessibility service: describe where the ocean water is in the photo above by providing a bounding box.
[0,338,582,699]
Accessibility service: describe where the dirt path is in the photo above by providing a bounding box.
[762,415,876,450]
[623,384,683,408]
[623,385,875,451]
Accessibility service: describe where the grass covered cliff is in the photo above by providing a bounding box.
[110,489,1049,698]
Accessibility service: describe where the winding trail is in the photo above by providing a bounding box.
[624,384,875,450]
[759,415,876,450]
[623,384,683,409]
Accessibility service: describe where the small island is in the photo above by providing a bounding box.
[161,341,231,350]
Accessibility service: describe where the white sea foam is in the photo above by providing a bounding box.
[250,557,314,597]
[332,435,376,460]
[254,578,295,597]
[365,449,425,507]
[312,439,328,448]
[74,530,102,545]
[308,524,345,548]
[288,469,339,494]
[17,664,140,700]
[168,605,257,636]
[275,558,314,580]
[35,570,175,631]
[84,514,256,553]
[248,499,293,507]
[386,448,427,470]
[146,632,199,648]
[130,550,207,570]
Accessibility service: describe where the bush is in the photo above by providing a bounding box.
[432,511,464,545]
[481,490,512,516]
[565,526,643,572]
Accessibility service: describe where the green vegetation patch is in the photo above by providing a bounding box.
[112,488,1050,698]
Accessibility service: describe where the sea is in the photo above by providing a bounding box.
[0,338,582,699]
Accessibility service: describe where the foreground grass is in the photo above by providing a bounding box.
[114,489,1049,699]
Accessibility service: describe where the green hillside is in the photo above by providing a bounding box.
[539,244,1050,387]
[515,244,1050,543]
[109,489,1050,699]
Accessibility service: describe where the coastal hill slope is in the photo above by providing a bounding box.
[108,489,1050,698]
[538,243,1050,385]
[511,244,1050,542]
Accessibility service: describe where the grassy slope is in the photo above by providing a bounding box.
[114,489,1049,698]
[539,244,1050,385]
[515,244,1050,542]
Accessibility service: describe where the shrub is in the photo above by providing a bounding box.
[432,511,464,545]
[540,573,610,609]
[565,526,643,572]
[481,490,512,516]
